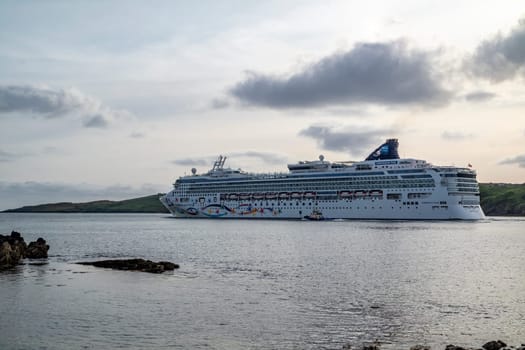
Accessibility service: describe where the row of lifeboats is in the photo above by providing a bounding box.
[339,190,383,197]
[219,190,383,201]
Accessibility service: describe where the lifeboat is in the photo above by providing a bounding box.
[265,192,277,200]
[253,193,264,200]
[239,193,251,200]
[278,192,290,199]
[369,190,383,197]
[354,190,367,197]
[291,192,302,199]
[304,192,316,198]
[228,194,238,200]
[339,191,353,198]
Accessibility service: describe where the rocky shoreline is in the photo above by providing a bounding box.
[77,258,179,273]
[0,231,49,269]
[343,340,524,350]
[1,231,179,274]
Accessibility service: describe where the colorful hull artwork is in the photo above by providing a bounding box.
[180,204,283,218]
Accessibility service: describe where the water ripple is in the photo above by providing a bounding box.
[0,213,524,349]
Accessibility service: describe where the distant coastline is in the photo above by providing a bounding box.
[2,194,169,214]
[2,184,525,216]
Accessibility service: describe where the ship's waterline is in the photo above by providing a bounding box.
[161,139,485,220]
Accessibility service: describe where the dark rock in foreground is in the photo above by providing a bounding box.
[26,237,49,259]
[482,341,507,350]
[342,341,524,350]
[1,231,49,270]
[77,258,179,273]
[1,231,27,269]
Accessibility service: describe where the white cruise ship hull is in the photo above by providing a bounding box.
[161,140,486,221]
[160,195,485,220]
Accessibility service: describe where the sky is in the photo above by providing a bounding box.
[1,0,525,210]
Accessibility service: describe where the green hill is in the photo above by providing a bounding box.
[3,184,525,216]
[3,194,169,213]
[479,183,525,216]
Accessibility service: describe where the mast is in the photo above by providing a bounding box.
[212,155,226,172]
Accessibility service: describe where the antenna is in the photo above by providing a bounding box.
[212,155,227,172]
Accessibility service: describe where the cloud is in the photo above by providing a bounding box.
[229,151,287,164]
[230,41,452,109]
[299,125,388,156]
[0,149,16,162]
[130,131,145,138]
[0,148,32,162]
[441,131,475,141]
[499,155,525,168]
[464,91,496,102]
[0,84,127,128]
[0,85,93,116]
[172,158,210,166]
[210,98,230,109]
[468,20,525,82]
[82,114,109,128]
[172,151,287,167]
[0,181,166,211]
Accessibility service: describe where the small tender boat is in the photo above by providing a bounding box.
[304,209,325,221]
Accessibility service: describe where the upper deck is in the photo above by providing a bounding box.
[172,138,477,190]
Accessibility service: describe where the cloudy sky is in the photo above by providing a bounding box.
[1,0,525,210]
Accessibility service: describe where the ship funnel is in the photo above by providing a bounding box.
[365,138,400,161]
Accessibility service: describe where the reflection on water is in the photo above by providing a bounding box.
[1,214,524,350]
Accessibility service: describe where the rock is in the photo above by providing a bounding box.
[0,231,29,269]
[10,230,22,240]
[446,345,486,350]
[410,345,431,350]
[482,341,507,350]
[362,342,381,350]
[77,258,179,273]
[26,237,49,259]
[362,345,380,350]
[0,241,17,268]
[158,261,178,270]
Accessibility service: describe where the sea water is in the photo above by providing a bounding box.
[0,213,524,350]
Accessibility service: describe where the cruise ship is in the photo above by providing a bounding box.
[160,139,485,220]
